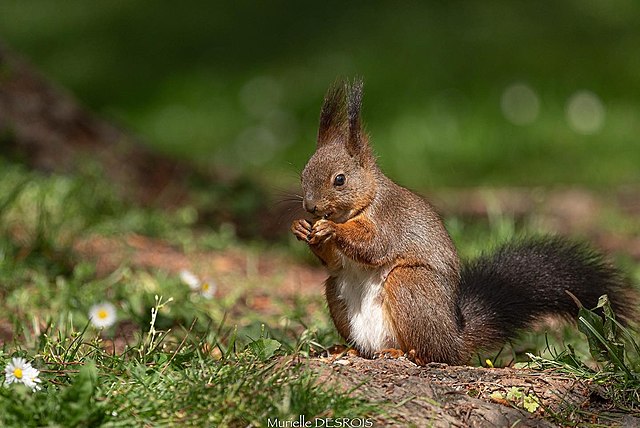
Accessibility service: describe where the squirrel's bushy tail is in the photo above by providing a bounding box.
[458,237,638,353]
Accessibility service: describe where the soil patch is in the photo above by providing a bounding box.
[303,355,638,427]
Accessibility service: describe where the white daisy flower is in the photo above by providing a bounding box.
[200,278,217,299]
[4,357,42,391]
[89,301,117,328]
[179,269,201,291]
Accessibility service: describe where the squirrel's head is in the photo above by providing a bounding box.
[301,80,378,224]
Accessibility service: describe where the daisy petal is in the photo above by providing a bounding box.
[89,302,118,328]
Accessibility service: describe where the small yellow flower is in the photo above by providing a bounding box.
[200,279,217,299]
[4,357,42,391]
[179,269,217,299]
[89,302,117,328]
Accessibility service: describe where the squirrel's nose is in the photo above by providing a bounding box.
[303,198,317,214]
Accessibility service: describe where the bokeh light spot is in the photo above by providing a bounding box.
[500,83,540,125]
[565,90,605,135]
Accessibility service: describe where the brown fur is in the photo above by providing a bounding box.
[383,266,466,364]
[292,80,464,363]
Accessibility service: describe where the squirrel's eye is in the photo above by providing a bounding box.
[333,174,346,187]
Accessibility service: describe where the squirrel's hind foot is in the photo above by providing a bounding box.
[374,348,406,360]
[325,344,360,358]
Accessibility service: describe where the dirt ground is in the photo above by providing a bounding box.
[304,354,640,427]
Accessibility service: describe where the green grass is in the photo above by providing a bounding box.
[0,314,376,427]
[0,162,377,426]
[1,159,639,426]
[525,299,640,425]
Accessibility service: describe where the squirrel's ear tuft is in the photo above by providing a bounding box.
[317,78,371,163]
[346,78,365,157]
[317,80,348,147]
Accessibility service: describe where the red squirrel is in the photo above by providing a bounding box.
[291,79,638,365]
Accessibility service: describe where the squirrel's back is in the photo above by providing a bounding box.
[371,174,460,279]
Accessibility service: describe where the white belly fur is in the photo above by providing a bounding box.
[335,256,396,355]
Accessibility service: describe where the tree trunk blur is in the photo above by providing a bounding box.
[0,40,188,206]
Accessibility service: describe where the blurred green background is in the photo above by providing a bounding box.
[1,0,639,190]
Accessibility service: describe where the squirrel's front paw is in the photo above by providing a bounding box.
[309,219,335,245]
[291,219,313,242]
